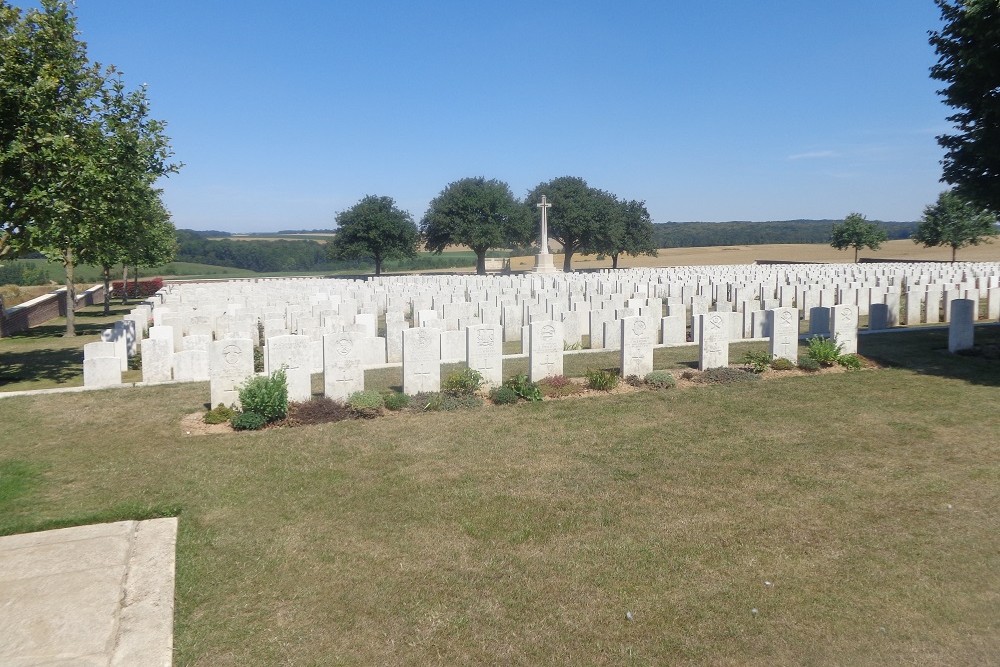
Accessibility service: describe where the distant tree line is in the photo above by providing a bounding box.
[652,220,919,249]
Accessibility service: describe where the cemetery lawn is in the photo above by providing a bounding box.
[0,328,997,664]
[0,304,142,391]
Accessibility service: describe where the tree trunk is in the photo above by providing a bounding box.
[374,255,382,276]
[612,253,620,270]
[121,265,129,305]
[562,245,574,272]
[132,265,139,296]
[476,249,486,276]
[63,247,75,337]
[952,245,957,262]
[854,247,859,263]
[102,266,111,315]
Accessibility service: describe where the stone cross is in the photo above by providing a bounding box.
[537,195,552,255]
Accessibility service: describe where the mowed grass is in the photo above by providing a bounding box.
[0,329,997,664]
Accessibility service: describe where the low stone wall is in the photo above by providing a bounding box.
[0,284,105,337]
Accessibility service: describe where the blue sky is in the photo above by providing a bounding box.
[59,1,950,231]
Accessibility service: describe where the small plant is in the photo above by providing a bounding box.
[347,390,384,418]
[563,341,582,351]
[503,374,542,402]
[382,391,410,411]
[411,391,444,411]
[442,368,484,396]
[680,370,697,380]
[585,368,620,391]
[285,398,351,426]
[807,335,842,367]
[624,374,644,387]
[489,386,520,405]
[797,357,821,372]
[203,404,235,425]
[230,411,266,431]
[127,354,142,371]
[697,367,761,384]
[440,393,483,411]
[837,353,863,370]
[644,370,676,389]
[537,375,584,398]
[770,357,796,371]
[253,347,264,373]
[742,351,771,374]
[238,369,288,423]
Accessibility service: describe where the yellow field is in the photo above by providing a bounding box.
[507,239,1000,271]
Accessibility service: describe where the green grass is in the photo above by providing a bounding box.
[0,327,997,663]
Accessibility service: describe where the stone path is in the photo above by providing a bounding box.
[0,518,177,666]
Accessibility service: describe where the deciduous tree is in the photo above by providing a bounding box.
[929,0,1000,213]
[594,198,658,269]
[421,177,531,275]
[328,195,418,276]
[526,176,608,272]
[830,213,888,262]
[913,190,998,261]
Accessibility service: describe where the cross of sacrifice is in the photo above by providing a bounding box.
[537,195,552,255]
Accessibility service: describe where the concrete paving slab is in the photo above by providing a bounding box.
[0,518,177,667]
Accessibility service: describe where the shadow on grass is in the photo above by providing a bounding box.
[0,347,83,386]
[860,324,1000,388]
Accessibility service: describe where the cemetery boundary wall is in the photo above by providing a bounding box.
[0,284,105,337]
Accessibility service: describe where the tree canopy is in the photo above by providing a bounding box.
[913,190,998,261]
[830,213,888,262]
[0,0,178,332]
[328,195,418,276]
[593,198,657,269]
[929,0,1000,213]
[421,177,531,275]
[526,176,617,272]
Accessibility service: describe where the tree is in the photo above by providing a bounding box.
[594,198,658,269]
[913,190,999,261]
[84,73,179,313]
[328,195,418,276]
[421,177,531,275]
[929,0,1000,213]
[0,1,104,335]
[830,213,888,262]
[526,176,609,272]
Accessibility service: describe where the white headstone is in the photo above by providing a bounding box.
[768,307,799,362]
[141,336,173,383]
[209,338,255,409]
[266,334,313,402]
[829,304,859,354]
[698,312,729,370]
[529,320,564,382]
[948,299,975,353]
[403,327,441,395]
[620,316,654,377]
[467,323,503,387]
[323,332,364,401]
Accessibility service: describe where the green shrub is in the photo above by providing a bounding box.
[742,351,771,374]
[203,404,235,425]
[127,354,142,371]
[411,391,444,411]
[503,374,542,402]
[797,357,821,372]
[253,347,264,373]
[230,411,266,431]
[644,370,676,389]
[770,357,796,371]
[585,368,619,391]
[563,341,582,351]
[347,390,384,418]
[837,353,862,370]
[489,386,520,405]
[697,367,761,384]
[238,369,288,423]
[382,391,410,411]
[442,368,483,396]
[807,335,842,367]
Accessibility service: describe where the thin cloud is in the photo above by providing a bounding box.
[788,150,839,160]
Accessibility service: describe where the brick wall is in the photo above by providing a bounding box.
[0,285,105,337]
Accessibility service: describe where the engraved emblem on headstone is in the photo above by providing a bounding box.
[709,314,724,329]
[223,344,241,365]
[541,324,555,340]
[336,337,352,356]
[477,329,494,347]
[780,311,793,326]
[417,329,431,348]
[632,319,647,335]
